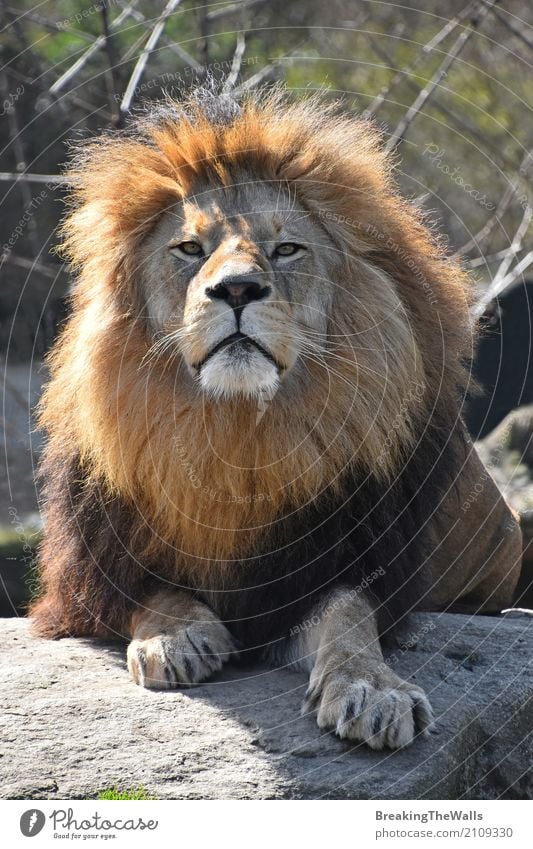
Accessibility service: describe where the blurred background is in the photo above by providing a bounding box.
[1,0,533,613]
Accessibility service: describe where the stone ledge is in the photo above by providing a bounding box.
[1,613,532,800]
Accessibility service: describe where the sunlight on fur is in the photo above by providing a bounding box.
[37,88,471,571]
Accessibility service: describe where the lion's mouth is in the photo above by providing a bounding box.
[194,332,280,371]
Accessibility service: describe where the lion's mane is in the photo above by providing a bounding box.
[31,89,473,646]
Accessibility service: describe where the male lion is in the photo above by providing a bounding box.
[32,89,522,750]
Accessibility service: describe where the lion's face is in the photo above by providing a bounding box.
[139,178,338,400]
[55,92,470,500]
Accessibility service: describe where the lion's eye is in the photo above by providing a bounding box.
[171,241,204,257]
[274,242,303,257]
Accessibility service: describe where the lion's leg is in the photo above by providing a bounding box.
[127,589,237,690]
[292,588,433,750]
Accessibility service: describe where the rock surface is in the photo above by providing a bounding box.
[1,614,532,800]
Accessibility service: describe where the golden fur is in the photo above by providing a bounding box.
[38,90,471,580]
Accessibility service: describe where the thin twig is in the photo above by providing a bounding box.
[199,2,210,73]
[454,149,533,258]
[127,6,202,71]
[206,0,268,23]
[6,5,96,42]
[472,250,533,317]
[464,248,520,269]
[99,1,124,127]
[483,1,533,52]
[222,32,246,93]
[366,2,478,117]
[49,2,139,96]
[495,250,533,289]
[120,0,183,116]
[0,253,61,279]
[0,172,69,184]
[367,33,524,173]
[235,43,307,93]
[490,204,533,285]
[0,63,40,256]
[235,60,281,91]
[385,0,499,153]
[472,203,533,317]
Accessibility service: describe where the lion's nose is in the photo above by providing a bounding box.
[207,277,271,310]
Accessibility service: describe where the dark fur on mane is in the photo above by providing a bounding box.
[32,399,463,652]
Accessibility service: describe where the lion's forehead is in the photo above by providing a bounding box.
[177,179,302,241]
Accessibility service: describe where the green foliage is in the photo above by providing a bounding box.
[96,786,152,800]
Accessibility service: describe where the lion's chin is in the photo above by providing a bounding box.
[198,346,280,401]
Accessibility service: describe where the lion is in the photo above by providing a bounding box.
[31,88,522,751]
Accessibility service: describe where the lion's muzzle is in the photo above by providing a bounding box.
[206,275,271,310]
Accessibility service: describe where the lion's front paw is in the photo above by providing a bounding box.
[127,619,237,690]
[303,672,433,750]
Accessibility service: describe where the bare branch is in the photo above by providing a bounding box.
[5,5,96,42]
[235,60,280,92]
[222,32,246,93]
[99,1,124,127]
[0,173,69,184]
[471,203,533,317]
[385,0,498,153]
[472,250,533,317]
[49,2,139,97]
[199,2,210,72]
[120,0,183,116]
[235,43,307,93]
[484,1,533,52]
[366,2,478,117]
[0,253,61,279]
[366,33,520,173]
[127,7,202,70]
[464,248,519,269]
[490,203,533,283]
[454,148,533,258]
[0,66,40,256]
[495,250,533,289]
[206,0,269,23]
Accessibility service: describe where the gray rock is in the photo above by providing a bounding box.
[1,614,531,800]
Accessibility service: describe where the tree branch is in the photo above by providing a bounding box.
[222,32,246,92]
[120,0,183,116]
[385,0,499,153]
[49,2,139,97]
